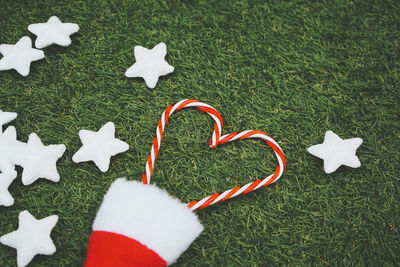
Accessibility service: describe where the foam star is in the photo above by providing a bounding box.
[28,16,80,49]
[11,133,66,185]
[308,130,363,174]
[0,126,26,173]
[0,36,44,76]
[0,210,58,267]
[72,122,129,172]
[125,42,174,88]
[0,110,17,133]
[0,170,18,207]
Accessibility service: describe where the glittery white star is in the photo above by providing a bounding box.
[308,130,363,174]
[28,16,79,49]
[125,42,174,88]
[11,133,66,185]
[72,122,129,172]
[0,210,58,267]
[0,36,44,76]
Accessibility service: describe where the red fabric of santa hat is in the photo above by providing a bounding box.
[85,178,204,267]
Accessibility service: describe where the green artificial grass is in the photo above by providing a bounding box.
[0,0,399,265]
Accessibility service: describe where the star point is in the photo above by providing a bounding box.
[0,36,44,76]
[308,130,363,174]
[0,110,17,133]
[72,122,129,172]
[11,133,66,185]
[0,126,26,173]
[0,210,58,267]
[125,42,174,88]
[0,170,18,207]
[28,15,80,49]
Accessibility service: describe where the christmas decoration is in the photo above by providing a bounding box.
[72,122,129,172]
[85,99,286,266]
[11,133,66,185]
[0,36,44,76]
[85,178,203,267]
[142,99,222,184]
[0,126,26,173]
[0,170,17,207]
[0,110,17,133]
[125,42,174,88]
[28,16,80,49]
[141,99,286,209]
[308,130,363,174]
[0,210,58,267]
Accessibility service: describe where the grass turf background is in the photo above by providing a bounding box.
[0,0,399,265]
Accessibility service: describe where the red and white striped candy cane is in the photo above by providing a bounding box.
[143,99,286,210]
[187,130,286,210]
[142,99,223,184]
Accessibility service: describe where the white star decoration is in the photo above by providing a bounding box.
[308,130,363,174]
[72,122,129,172]
[0,170,17,207]
[125,42,174,88]
[0,110,17,133]
[0,126,26,173]
[0,210,58,267]
[28,16,80,49]
[0,36,44,76]
[11,133,66,185]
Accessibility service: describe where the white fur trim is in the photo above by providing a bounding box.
[92,178,204,265]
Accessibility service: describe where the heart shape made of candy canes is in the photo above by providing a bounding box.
[142,99,286,210]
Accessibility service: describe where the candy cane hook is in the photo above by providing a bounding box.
[187,130,286,210]
[142,99,223,184]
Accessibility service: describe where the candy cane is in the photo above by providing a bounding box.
[143,100,286,210]
[142,99,223,184]
[187,130,286,210]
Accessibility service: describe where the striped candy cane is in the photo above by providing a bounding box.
[142,99,223,184]
[187,130,286,210]
[143,100,286,210]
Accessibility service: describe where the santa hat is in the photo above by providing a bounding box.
[84,178,204,267]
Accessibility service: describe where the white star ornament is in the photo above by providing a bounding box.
[72,122,129,172]
[11,133,66,185]
[0,126,26,173]
[307,130,363,174]
[0,110,17,133]
[0,170,18,207]
[28,16,80,49]
[125,42,174,88]
[0,210,58,267]
[0,36,44,76]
